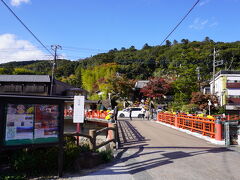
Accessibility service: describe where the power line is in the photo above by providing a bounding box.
[160,0,200,46]
[0,0,54,56]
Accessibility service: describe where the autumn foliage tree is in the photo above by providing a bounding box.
[140,77,171,101]
[190,92,219,111]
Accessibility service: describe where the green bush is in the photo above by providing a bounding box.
[0,175,27,180]
[11,147,58,175]
[9,137,91,174]
[181,104,198,114]
[98,150,113,163]
[1,136,113,178]
[63,137,90,171]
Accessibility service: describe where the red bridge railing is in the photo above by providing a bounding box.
[64,109,108,119]
[157,113,219,140]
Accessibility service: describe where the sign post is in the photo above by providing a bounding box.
[73,96,85,145]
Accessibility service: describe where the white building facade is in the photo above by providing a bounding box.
[210,70,240,111]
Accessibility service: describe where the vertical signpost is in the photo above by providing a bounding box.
[73,96,85,145]
[225,121,230,147]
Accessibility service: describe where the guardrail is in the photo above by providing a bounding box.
[64,123,118,151]
[157,113,219,140]
[64,109,108,120]
[86,110,108,119]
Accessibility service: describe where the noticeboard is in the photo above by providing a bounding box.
[0,95,65,148]
[5,104,59,146]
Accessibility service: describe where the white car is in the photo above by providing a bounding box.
[118,107,144,118]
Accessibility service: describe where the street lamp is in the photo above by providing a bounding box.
[208,100,212,115]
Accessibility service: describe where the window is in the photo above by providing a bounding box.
[25,85,45,93]
[3,85,22,92]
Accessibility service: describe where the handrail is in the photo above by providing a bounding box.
[64,109,108,120]
[95,139,115,150]
[157,113,216,138]
[96,127,116,136]
[64,123,118,151]
[64,132,92,139]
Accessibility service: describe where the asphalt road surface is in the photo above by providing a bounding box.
[63,118,240,180]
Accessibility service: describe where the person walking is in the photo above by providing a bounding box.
[145,109,150,120]
[141,108,145,120]
[150,101,155,120]
[113,106,118,121]
[129,108,132,120]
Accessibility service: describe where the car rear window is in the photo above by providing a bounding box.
[131,108,141,111]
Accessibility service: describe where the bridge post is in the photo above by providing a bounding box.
[89,129,96,150]
[107,123,114,140]
[215,117,222,141]
[174,115,178,127]
[112,123,117,149]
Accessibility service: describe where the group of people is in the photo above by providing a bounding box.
[129,100,156,121]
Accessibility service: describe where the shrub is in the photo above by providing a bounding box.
[98,150,113,163]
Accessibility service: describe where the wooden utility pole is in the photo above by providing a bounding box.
[50,45,62,95]
[196,66,200,91]
[212,48,216,95]
[212,48,224,95]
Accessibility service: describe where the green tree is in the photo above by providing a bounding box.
[165,40,172,47]
[13,68,36,75]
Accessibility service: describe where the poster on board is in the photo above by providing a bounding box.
[73,96,85,123]
[35,104,59,139]
[5,104,34,142]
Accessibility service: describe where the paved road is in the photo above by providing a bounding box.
[63,119,240,180]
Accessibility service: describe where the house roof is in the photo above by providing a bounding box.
[0,75,51,83]
[135,80,149,89]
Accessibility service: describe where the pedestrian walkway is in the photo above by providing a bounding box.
[62,119,240,180]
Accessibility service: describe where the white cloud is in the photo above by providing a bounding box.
[10,0,30,7]
[189,17,219,30]
[199,0,211,6]
[189,18,209,30]
[0,33,50,64]
[209,22,218,27]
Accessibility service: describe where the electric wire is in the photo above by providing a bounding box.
[0,0,54,56]
[160,0,200,46]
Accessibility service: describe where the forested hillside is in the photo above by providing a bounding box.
[1,38,240,109]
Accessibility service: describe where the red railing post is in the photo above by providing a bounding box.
[227,114,230,121]
[215,117,222,141]
[174,115,178,127]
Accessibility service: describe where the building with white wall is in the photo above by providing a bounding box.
[210,70,240,112]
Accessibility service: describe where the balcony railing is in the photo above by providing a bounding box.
[227,97,240,105]
[227,83,240,88]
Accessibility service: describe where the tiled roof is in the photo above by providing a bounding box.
[0,75,51,82]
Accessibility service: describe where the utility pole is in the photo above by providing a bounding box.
[212,47,216,95]
[196,66,200,91]
[50,45,62,96]
[212,47,224,95]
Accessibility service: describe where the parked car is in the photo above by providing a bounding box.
[118,107,144,118]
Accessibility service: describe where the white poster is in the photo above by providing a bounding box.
[73,96,85,123]
[5,104,34,141]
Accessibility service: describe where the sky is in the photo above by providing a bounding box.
[0,0,239,63]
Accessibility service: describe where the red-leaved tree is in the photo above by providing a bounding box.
[140,77,171,101]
